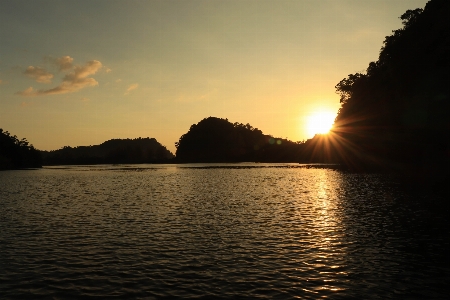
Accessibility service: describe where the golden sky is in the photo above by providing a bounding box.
[0,0,428,153]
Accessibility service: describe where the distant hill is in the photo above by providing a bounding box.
[41,138,174,165]
[175,117,305,163]
[0,128,42,169]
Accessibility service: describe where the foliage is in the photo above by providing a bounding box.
[175,117,304,163]
[332,0,449,170]
[41,137,174,165]
[0,129,42,169]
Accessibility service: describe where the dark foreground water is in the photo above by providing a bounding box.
[0,164,449,299]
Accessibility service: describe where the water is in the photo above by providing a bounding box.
[1,164,449,299]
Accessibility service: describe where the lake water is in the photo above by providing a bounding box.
[0,164,449,299]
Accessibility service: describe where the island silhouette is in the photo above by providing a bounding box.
[40,138,174,166]
[174,117,304,163]
[1,0,448,172]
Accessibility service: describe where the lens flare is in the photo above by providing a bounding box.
[307,111,336,136]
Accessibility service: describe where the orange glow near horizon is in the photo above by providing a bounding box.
[306,111,336,137]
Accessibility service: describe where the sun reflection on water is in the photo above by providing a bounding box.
[304,169,349,294]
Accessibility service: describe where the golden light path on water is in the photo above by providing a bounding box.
[297,169,348,295]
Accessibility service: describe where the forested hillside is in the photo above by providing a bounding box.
[175,117,304,163]
[329,0,449,171]
[42,138,174,165]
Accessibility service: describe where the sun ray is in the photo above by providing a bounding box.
[307,111,336,136]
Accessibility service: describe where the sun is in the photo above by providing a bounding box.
[307,111,336,136]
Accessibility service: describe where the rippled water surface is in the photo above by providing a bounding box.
[1,164,449,299]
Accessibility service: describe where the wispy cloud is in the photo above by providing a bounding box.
[17,59,103,96]
[124,83,138,95]
[24,66,54,83]
[55,56,74,71]
[17,87,37,97]
[45,55,74,71]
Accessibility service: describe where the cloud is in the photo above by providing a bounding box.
[124,83,138,95]
[55,56,74,71]
[16,87,38,97]
[24,66,54,83]
[81,97,90,102]
[70,60,102,79]
[115,79,122,83]
[105,67,112,73]
[17,60,102,96]
[45,55,74,71]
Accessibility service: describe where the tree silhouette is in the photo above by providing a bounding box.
[0,129,42,169]
[331,0,449,171]
[41,137,174,165]
[175,117,304,163]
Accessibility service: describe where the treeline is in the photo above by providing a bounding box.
[175,117,307,163]
[329,0,449,171]
[0,129,42,169]
[41,138,174,165]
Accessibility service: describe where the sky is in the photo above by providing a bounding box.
[0,0,429,154]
